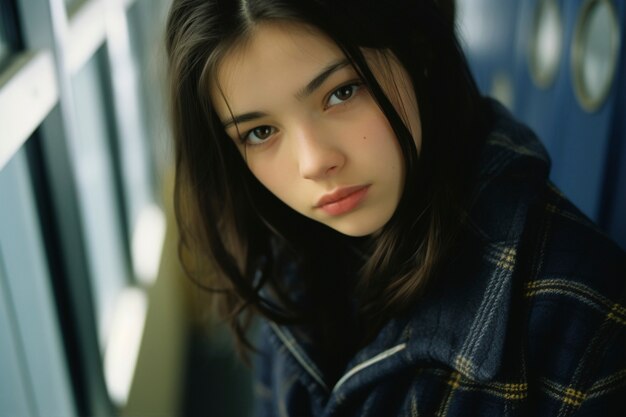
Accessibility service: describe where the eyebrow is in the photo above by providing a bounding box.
[295,58,351,100]
[222,58,351,129]
[223,111,267,129]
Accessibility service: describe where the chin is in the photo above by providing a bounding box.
[325,216,388,237]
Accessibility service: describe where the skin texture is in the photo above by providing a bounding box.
[211,22,421,236]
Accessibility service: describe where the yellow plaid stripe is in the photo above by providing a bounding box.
[526,279,613,309]
[525,280,611,307]
[563,388,587,406]
[436,372,461,416]
[413,366,623,411]
[485,245,516,271]
[422,367,528,401]
[454,355,475,377]
[525,280,626,327]
[497,247,516,271]
[608,303,626,326]
[541,378,587,407]
[456,381,528,401]
[446,372,462,390]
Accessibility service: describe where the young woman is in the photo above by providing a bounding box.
[165,0,626,415]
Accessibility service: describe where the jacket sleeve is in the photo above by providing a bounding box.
[526,183,626,416]
[573,310,626,416]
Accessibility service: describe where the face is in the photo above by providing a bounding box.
[211,22,421,237]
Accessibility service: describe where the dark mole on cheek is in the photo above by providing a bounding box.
[363,136,367,140]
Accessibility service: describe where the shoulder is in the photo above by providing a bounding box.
[523,181,625,318]
[520,181,626,414]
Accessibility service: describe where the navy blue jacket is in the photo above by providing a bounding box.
[252,101,626,416]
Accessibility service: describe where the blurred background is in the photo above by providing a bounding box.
[0,0,624,416]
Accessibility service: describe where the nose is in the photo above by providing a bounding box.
[294,124,345,180]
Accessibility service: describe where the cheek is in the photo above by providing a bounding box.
[354,110,404,174]
[247,157,297,205]
[248,162,279,190]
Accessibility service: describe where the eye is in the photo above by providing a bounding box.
[243,125,276,145]
[327,82,363,107]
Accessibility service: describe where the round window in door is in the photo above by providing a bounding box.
[572,0,621,112]
[529,0,564,88]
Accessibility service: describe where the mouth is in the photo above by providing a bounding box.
[315,185,370,216]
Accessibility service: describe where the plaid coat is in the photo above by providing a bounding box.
[252,101,626,416]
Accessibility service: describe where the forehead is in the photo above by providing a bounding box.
[211,22,345,108]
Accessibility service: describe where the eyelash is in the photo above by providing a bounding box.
[240,80,364,146]
[325,80,364,108]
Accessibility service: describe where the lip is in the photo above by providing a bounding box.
[315,185,370,216]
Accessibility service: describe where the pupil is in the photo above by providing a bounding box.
[256,126,270,138]
[338,86,352,100]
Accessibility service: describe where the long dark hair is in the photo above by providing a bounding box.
[165,0,488,363]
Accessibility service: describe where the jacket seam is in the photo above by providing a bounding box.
[332,343,407,393]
